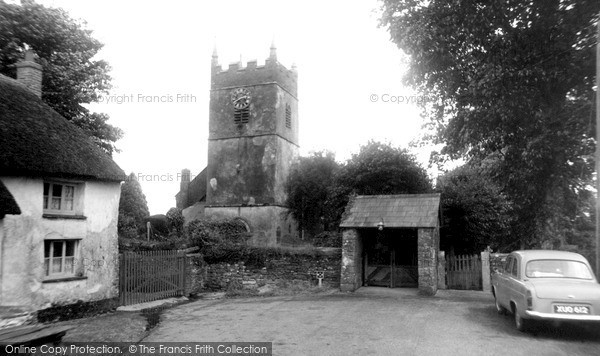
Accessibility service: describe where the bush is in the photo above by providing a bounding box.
[186,218,251,263]
[311,231,342,248]
[166,207,184,235]
[118,215,139,239]
[145,214,169,238]
[119,236,190,252]
[118,173,150,237]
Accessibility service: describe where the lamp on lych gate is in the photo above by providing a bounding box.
[377,218,385,231]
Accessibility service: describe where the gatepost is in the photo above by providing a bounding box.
[481,249,491,293]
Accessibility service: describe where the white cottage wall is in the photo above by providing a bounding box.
[0,176,120,310]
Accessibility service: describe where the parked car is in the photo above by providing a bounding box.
[491,250,600,331]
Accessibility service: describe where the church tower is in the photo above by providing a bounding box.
[205,43,299,245]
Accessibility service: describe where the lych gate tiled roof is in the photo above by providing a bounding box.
[340,194,440,228]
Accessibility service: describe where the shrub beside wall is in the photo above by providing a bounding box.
[489,253,508,273]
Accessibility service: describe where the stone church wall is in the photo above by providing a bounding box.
[204,206,298,246]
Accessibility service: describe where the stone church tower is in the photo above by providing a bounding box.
[202,43,300,245]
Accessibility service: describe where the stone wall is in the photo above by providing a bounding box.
[189,248,341,294]
[204,206,298,246]
[185,253,206,296]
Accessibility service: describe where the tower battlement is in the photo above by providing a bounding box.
[211,46,298,98]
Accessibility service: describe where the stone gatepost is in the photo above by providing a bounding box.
[481,250,491,293]
[437,251,446,290]
[417,228,438,295]
[340,228,362,291]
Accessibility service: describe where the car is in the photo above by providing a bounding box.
[491,250,600,331]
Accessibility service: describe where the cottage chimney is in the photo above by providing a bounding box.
[16,50,42,98]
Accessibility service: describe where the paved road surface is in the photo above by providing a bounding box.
[145,287,600,355]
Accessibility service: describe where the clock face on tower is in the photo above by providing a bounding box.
[230,88,251,109]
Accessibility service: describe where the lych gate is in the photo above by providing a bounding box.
[339,194,441,296]
[362,228,419,288]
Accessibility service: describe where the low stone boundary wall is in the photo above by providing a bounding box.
[196,248,342,293]
[185,253,207,296]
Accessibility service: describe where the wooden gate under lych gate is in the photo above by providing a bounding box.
[445,254,482,290]
[119,250,186,306]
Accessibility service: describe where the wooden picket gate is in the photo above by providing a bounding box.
[445,254,482,290]
[119,250,186,306]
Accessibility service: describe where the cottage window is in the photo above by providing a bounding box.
[43,181,84,217]
[44,240,80,278]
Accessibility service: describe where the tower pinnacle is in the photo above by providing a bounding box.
[211,40,219,67]
[269,37,277,60]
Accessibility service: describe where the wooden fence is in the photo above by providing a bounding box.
[446,254,482,290]
[119,250,186,306]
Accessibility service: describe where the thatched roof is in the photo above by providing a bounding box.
[0,180,21,217]
[340,194,441,228]
[0,74,125,182]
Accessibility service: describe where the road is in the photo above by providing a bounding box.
[145,287,600,355]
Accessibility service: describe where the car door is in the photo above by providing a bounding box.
[496,256,513,307]
[506,255,526,312]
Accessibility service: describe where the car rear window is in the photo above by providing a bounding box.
[525,259,593,279]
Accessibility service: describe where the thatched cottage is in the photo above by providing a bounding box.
[0,51,125,318]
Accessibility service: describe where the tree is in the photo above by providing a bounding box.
[285,143,432,237]
[380,0,599,247]
[0,0,122,154]
[118,173,149,238]
[337,141,431,195]
[437,164,513,253]
[285,151,340,236]
[328,141,432,225]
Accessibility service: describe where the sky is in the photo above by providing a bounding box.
[37,0,438,215]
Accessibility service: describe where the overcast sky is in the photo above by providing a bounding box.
[38,0,437,215]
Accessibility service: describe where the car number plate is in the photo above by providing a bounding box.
[554,305,590,314]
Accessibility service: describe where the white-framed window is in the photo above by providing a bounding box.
[43,181,83,215]
[44,239,80,278]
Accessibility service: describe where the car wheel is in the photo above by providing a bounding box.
[513,307,529,332]
[494,292,506,315]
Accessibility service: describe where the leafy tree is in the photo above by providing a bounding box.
[380,0,598,247]
[436,164,513,253]
[118,173,149,238]
[337,141,431,195]
[285,142,432,236]
[328,141,432,225]
[285,151,340,236]
[0,0,122,154]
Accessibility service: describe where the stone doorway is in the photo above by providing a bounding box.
[363,229,418,288]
